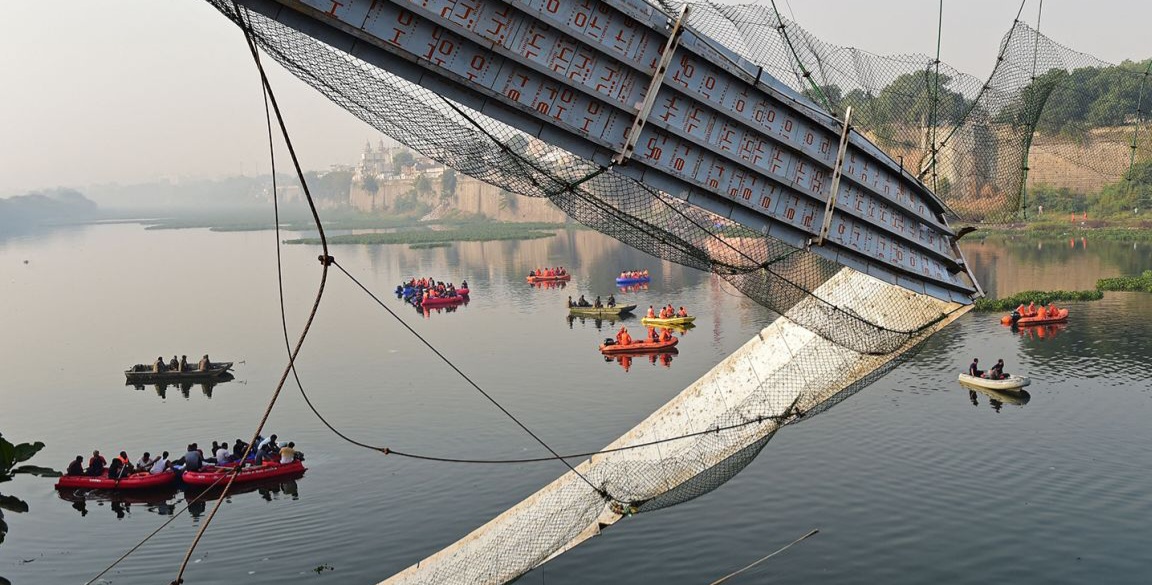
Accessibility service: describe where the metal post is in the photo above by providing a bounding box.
[814,106,852,247]
[613,5,690,166]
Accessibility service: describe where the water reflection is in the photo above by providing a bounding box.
[529,280,567,290]
[1012,323,1067,341]
[55,474,303,520]
[413,298,469,319]
[966,387,1031,412]
[617,282,649,293]
[128,373,236,399]
[566,313,635,330]
[604,351,678,372]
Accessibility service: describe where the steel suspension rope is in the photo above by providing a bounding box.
[173,4,333,582]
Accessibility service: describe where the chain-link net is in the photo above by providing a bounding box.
[677,2,1150,222]
[200,1,1148,583]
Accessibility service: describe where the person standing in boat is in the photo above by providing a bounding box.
[154,356,166,373]
[182,444,203,472]
[968,358,983,378]
[594,295,603,308]
[169,356,179,371]
[607,294,616,308]
[198,354,211,372]
[179,355,188,372]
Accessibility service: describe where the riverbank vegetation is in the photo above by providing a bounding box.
[973,289,1104,311]
[1097,270,1152,293]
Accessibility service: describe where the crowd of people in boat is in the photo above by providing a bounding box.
[568,294,616,308]
[63,434,302,479]
[608,325,674,346]
[398,277,469,302]
[618,270,649,280]
[1014,301,1062,319]
[151,354,214,373]
[646,304,689,319]
[968,358,1010,380]
[529,266,568,278]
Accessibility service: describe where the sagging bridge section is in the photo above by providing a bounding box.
[232,0,980,303]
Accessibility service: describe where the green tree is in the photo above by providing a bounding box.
[1,432,58,548]
[439,168,457,201]
[392,150,415,175]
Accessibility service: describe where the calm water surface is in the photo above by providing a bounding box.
[1,225,1150,584]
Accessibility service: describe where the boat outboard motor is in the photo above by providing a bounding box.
[1010,310,1021,326]
[603,337,616,346]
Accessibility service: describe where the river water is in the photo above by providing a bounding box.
[1,224,1150,584]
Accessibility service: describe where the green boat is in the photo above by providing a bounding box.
[568,304,636,316]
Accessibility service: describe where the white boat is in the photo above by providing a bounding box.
[957,373,1031,391]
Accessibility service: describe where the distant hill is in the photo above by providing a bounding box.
[0,189,100,232]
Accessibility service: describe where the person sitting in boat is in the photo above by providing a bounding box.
[968,358,983,378]
[198,354,211,371]
[988,359,1006,380]
[215,440,232,466]
[86,450,107,476]
[461,279,468,289]
[677,306,688,318]
[179,355,188,372]
[279,441,297,464]
[607,294,616,308]
[660,328,673,342]
[154,356,166,373]
[107,456,125,480]
[66,455,85,476]
[1027,301,1036,316]
[577,295,591,307]
[647,305,655,318]
[648,327,659,342]
[135,452,157,473]
[149,451,170,475]
[594,296,603,308]
[182,444,203,472]
[1047,304,1058,317]
[232,438,249,460]
[616,326,632,346]
[169,355,179,371]
[567,296,574,308]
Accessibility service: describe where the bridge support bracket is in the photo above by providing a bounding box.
[613,5,690,166]
[812,106,853,248]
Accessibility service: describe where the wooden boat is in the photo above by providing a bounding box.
[1000,307,1069,326]
[641,316,696,327]
[615,275,651,285]
[55,470,178,490]
[124,362,233,383]
[181,460,307,486]
[527,273,571,283]
[957,373,1031,391]
[569,304,636,316]
[600,336,679,354]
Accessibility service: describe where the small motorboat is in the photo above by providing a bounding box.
[527,273,571,283]
[569,304,636,316]
[55,470,179,490]
[181,460,307,486]
[957,373,1031,391]
[640,315,696,327]
[1001,308,1069,326]
[600,336,679,354]
[615,275,651,285]
[419,295,467,307]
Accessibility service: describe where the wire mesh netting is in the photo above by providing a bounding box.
[200,1,1149,582]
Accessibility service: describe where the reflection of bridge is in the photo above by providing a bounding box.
[227,0,978,304]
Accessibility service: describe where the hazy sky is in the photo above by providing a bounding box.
[2,0,1147,196]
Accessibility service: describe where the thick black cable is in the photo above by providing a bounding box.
[328,260,601,492]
